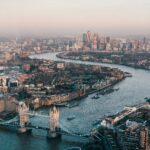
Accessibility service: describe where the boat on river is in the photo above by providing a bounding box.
[66,103,79,108]
[67,116,76,121]
[55,102,68,107]
[114,88,119,91]
[124,72,132,77]
[100,87,115,95]
[91,95,100,99]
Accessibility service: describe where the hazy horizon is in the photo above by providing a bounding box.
[0,0,150,37]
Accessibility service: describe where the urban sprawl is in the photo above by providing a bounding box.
[0,31,150,150]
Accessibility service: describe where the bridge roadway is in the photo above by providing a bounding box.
[26,111,90,138]
[1,102,149,140]
[27,124,90,138]
[0,120,90,138]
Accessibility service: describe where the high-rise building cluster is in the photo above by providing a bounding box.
[74,31,150,51]
[0,32,150,56]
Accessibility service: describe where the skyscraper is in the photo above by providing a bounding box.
[87,31,92,43]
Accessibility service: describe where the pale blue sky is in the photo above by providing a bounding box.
[0,0,150,36]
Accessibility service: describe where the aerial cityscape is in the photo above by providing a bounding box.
[0,0,150,150]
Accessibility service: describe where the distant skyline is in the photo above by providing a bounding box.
[0,0,150,36]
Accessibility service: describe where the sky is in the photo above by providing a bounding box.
[0,0,150,36]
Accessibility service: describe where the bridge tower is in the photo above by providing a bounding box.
[17,102,31,133]
[47,106,61,138]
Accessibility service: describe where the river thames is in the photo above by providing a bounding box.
[1,52,150,150]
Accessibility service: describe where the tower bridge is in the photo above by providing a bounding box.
[0,101,90,139]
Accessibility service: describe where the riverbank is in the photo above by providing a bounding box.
[30,92,88,109]
[56,51,150,71]
[28,74,125,110]
[31,80,124,110]
[25,53,127,109]
[89,101,150,150]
